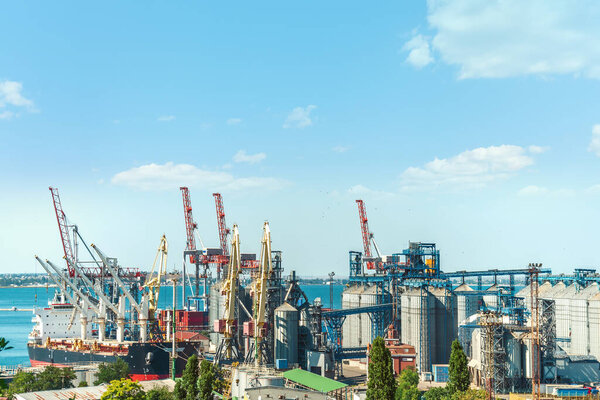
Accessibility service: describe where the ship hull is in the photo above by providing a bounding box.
[28,341,200,381]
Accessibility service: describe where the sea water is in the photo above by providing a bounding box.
[0,284,345,366]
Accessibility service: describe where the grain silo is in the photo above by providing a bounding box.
[401,286,433,373]
[455,283,481,325]
[274,302,299,365]
[430,286,457,364]
[342,284,392,348]
[588,291,600,360]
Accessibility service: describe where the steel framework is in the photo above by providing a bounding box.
[529,263,541,400]
[540,298,557,383]
[481,311,506,399]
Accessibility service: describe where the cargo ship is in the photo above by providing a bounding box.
[27,292,209,380]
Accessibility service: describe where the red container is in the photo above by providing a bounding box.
[243,321,254,336]
[214,319,226,333]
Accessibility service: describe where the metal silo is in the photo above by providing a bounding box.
[401,286,432,374]
[274,302,299,365]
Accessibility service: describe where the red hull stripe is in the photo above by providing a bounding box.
[30,360,69,368]
[129,374,169,381]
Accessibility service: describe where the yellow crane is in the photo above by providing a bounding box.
[253,221,272,366]
[221,225,241,360]
[144,235,168,320]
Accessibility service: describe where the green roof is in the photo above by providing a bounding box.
[283,368,348,393]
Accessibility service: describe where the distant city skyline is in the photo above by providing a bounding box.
[2,1,600,275]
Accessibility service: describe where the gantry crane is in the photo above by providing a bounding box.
[49,187,77,277]
[144,235,168,320]
[355,199,382,270]
[215,225,242,362]
[180,187,210,310]
[253,221,272,366]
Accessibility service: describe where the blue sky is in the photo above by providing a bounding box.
[2,1,600,276]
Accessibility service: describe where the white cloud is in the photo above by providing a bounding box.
[401,144,537,190]
[157,115,175,122]
[588,125,600,156]
[233,150,266,164]
[528,145,549,154]
[283,105,316,129]
[0,111,14,120]
[0,81,33,108]
[332,145,349,153]
[111,162,286,191]
[0,80,34,120]
[586,184,600,194]
[403,34,434,68]
[348,184,395,198]
[416,0,600,79]
[518,185,575,197]
[227,118,242,125]
[518,185,549,196]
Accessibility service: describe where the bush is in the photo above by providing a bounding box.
[100,379,145,400]
[95,358,130,385]
[395,368,420,400]
[147,386,175,400]
[8,366,76,396]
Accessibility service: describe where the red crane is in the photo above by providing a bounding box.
[356,199,375,270]
[212,193,258,270]
[49,187,76,277]
[180,187,198,264]
[213,193,229,257]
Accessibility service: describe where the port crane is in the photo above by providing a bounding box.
[356,199,382,270]
[253,221,272,366]
[49,187,77,277]
[92,243,150,342]
[214,225,242,363]
[144,235,168,320]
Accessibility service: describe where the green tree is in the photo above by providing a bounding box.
[174,355,199,400]
[395,368,420,400]
[0,338,13,353]
[101,379,145,400]
[450,389,486,400]
[78,381,88,387]
[8,366,75,397]
[447,340,469,394]
[37,366,76,390]
[94,358,130,385]
[8,371,38,395]
[423,387,449,400]
[367,337,397,400]
[198,360,223,400]
[146,386,175,400]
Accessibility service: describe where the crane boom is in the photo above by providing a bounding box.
[356,199,375,270]
[91,244,144,317]
[49,187,76,277]
[34,257,84,314]
[254,221,272,366]
[144,235,168,317]
[45,259,100,315]
[213,193,229,257]
[223,224,241,359]
[180,187,197,264]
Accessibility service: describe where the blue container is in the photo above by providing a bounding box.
[275,359,288,370]
[432,364,449,383]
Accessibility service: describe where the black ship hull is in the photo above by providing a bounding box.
[28,341,200,381]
